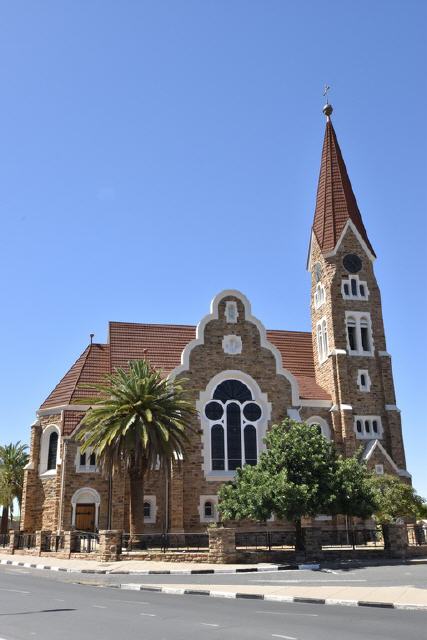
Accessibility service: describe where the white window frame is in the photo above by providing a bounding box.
[39,424,61,477]
[316,317,329,363]
[306,416,331,440]
[75,446,98,473]
[198,495,219,523]
[375,464,384,475]
[357,369,371,392]
[197,371,271,481]
[342,274,369,300]
[345,311,374,356]
[354,415,383,440]
[314,282,326,309]
[143,495,157,524]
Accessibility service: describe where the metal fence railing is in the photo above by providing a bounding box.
[41,533,65,552]
[320,526,384,549]
[73,532,99,553]
[15,533,36,550]
[122,532,209,553]
[235,530,296,551]
[407,524,426,546]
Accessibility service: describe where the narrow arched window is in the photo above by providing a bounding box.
[211,424,225,470]
[143,502,151,518]
[47,432,58,471]
[347,317,357,352]
[204,501,213,518]
[244,425,257,465]
[360,318,370,352]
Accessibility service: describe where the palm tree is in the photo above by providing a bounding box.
[77,359,196,536]
[0,441,29,534]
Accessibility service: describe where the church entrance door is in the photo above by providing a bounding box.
[75,504,96,532]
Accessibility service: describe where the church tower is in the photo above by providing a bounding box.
[308,103,409,478]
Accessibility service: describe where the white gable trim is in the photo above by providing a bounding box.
[168,290,301,406]
[323,220,376,262]
[362,439,411,478]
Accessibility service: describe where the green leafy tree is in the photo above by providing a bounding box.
[372,474,427,523]
[77,359,196,536]
[333,454,378,520]
[0,442,29,534]
[219,419,379,551]
[219,420,340,550]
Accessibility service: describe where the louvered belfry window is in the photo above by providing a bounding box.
[205,380,262,472]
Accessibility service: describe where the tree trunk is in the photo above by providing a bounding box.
[294,518,305,552]
[0,505,9,535]
[129,467,145,540]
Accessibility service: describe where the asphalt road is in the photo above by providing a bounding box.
[1,566,427,640]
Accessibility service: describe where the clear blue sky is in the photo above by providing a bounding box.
[1,2,426,495]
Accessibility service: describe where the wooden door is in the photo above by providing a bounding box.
[75,504,96,532]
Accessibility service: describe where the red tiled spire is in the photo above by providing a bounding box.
[311,110,376,257]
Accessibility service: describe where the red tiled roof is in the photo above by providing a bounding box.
[63,411,85,437]
[40,324,330,410]
[40,344,110,410]
[312,119,375,257]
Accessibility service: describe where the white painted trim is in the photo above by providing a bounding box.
[362,439,411,478]
[71,487,101,529]
[299,399,332,408]
[75,446,98,473]
[385,404,401,412]
[143,495,157,524]
[198,495,219,523]
[341,274,369,301]
[38,424,61,476]
[354,415,383,439]
[378,351,391,357]
[345,311,375,357]
[225,301,238,323]
[306,415,331,440]
[222,335,242,355]
[168,290,301,406]
[330,348,347,356]
[323,220,376,262]
[37,404,91,416]
[357,369,371,393]
[287,408,301,421]
[197,370,271,481]
[375,464,384,475]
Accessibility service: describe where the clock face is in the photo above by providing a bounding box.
[343,253,362,274]
[314,262,323,282]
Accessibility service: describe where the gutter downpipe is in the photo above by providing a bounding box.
[58,437,67,535]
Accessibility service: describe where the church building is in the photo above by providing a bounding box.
[20,104,410,534]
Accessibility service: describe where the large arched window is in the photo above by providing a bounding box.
[204,379,262,472]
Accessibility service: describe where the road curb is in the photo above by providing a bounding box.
[0,558,301,576]
[117,582,427,612]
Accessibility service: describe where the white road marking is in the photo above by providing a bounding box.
[251,578,366,583]
[116,599,150,604]
[201,623,220,627]
[0,587,30,594]
[92,605,107,609]
[272,635,298,639]
[140,613,156,617]
[256,610,318,617]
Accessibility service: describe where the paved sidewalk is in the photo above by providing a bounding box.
[0,553,291,575]
[118,580,427,611]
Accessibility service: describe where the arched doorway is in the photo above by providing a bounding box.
[71,488,100,532]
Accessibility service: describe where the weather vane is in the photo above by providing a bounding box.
[323,84,331,104]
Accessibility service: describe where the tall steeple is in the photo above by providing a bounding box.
[311,104,376,258]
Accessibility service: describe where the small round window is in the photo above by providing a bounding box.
[205,401,224,421]
[243,403,262,422]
